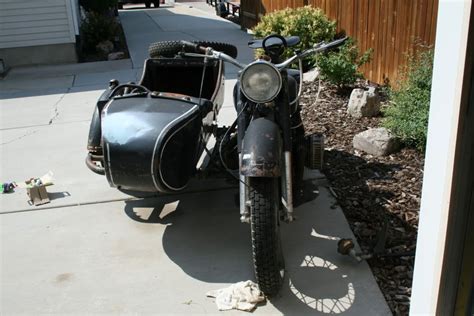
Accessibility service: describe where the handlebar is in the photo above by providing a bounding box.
[276,36,348,69]
[182,36,348,70]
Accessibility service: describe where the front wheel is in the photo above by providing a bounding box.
[249,177,284,296]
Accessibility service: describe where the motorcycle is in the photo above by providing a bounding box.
[86,35,347,295]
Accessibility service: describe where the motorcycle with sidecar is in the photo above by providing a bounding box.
[86,35,347,295]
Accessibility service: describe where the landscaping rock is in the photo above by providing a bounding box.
[108,51,125,61]
[96,40,114,55]
[353,127,400,156]
[347,87,380,118]
[303,67,320,83]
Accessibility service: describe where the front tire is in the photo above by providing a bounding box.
[249,177,284,296]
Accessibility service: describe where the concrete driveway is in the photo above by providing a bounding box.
[0,3,390,315]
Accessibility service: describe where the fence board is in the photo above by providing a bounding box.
[241,0,438,84]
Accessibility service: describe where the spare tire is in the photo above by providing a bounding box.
[148,41,238,59]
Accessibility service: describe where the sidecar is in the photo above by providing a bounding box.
[86,53,226,193]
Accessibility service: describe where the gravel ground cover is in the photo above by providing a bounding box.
[300,81,424,315]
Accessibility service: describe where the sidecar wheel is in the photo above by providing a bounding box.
[148,41,238,59]
[249,177,284,296]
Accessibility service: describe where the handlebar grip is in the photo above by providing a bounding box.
[180,40,207,53]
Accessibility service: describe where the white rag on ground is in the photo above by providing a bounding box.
[206,280,265,311]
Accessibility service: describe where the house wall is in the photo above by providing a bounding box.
[410,0,472,313]
[0,0,78,67]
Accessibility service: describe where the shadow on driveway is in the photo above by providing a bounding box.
[123,183,362,314]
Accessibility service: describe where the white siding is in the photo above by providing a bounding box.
[0,0,76,49]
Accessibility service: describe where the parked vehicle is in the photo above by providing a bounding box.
[117,0,161,9]
[86,35,347,295]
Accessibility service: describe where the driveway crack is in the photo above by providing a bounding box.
[1,130,39,146]
[48,88,70,125]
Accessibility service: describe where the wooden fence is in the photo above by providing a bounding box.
[241,0,439,84]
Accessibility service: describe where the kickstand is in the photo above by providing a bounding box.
[337,212,415,261]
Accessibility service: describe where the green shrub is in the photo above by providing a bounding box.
[252,6,336,60]
[80,0,117,13]
[382,49,434,150]
[317,38,373,87]
[80,12,118,53]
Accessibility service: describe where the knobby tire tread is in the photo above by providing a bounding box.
[249,177,284,296]
[148,41,238,59]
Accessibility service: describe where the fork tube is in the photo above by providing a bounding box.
[278,70,294,221]
[235,85,250,223]
[239,170,249,223]
[284,152,294,221]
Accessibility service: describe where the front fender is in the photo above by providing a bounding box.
[241,118,281,177]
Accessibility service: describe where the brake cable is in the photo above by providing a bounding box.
[219,102,250,188]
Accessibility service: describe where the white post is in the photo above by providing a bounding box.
[410,0,472,314]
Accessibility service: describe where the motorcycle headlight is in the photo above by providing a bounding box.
[240,61,282,103]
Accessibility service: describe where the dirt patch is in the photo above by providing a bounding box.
[300,81,423,315]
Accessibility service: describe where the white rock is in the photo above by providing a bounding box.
[108,51,125,61]
[303,67,320,83]
[353,127,400,156]
[347,87,380,118]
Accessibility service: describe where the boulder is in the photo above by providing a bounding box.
[347,87,380,118]
[96,40,114,55]
[108,51,125,61]
[353,127,400,156]
[303,67,320,83]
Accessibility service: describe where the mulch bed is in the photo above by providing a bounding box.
[300,81,424,315]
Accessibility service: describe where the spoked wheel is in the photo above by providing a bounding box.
[248,177,285,296]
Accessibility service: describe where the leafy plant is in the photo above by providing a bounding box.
[382,49,434,150]
[252,6,336,60]
[80,12,118,53]
[80,0,117,13]
[317,38,373,88]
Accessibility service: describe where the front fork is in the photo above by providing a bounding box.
[235,71,295,223]
[279,70,295,222]
[239,171,250,223]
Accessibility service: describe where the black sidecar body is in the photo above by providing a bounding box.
[86,57,225,193]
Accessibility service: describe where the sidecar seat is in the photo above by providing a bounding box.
[138,58,224,106]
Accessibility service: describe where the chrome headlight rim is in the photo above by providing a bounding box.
[240,60,282,104]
